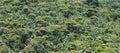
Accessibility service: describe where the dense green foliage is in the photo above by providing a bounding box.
[0,0,120,53]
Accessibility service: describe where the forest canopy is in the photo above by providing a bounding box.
[0,0,120,53]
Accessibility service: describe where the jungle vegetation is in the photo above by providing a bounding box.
[0,0,120,53]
